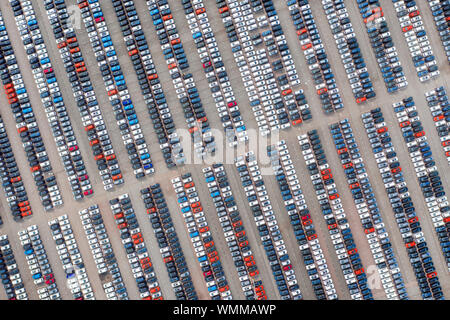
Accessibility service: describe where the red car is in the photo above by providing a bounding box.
[414,131,425,138]
[301,214,311,221]
[282,264,292,271]
[391,167,401,174]
[342,163,353,169]
[406,241,416,248]
[209,256,219,263]
[317,87,327,95]
[302,43,312,50]
[239,240,249,248]
[302,219,312,226]
[249,270,259,277]
[69,145,78,152]
[236,230,245,238]
[402,25,413,32]
[83,189,93,196]
[191,201,201,208]
[349,182,359,189]
[408,217,418,224]
[196,7,206,15]
[203,270,212,277]
[232,220,242,228]
[281,89,292,96]
[227,101,236,108]
[356,97,366,104]
[297,28,307,35]
[399,120,410,128]
[409,10,419,17]
[307,234,317,241]
[328,223,337,230]
[329,193,339,200]
[115,212,124,219]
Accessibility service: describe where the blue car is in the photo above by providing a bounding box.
[181,206,190,213]
[32,273,41,280]
[106,50,116,57]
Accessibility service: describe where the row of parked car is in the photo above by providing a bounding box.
[109,194,163,300]
[329,119,407,299]
[297,131,372,300]
[215,0,304,135]
[391,97,450,270]
[254,0,313,124]
[78,0,155,179]
[0,234,27,299]
[322,0,375,103]
[79,204,128,300]
[425,86,450,165]
[362,108,444,300]
[109,0,184,168]
[0,115,31,221]
[140,184,198,300]
[267,140,337,300]
[49,215,94,300]
[18,225,59,300]
[355,0,408,92]
[235,151,302,300]
[9,0,94,200]
[392,0,439,82]
[203,164,266,300]
[0,12,62,211]
[43,0,123,191]
[147,0,216,158]
[171,173,232,299]
[182,0,249,146]
[286,0,344,113]
[426,0,450,63]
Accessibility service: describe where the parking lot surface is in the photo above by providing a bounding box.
[0,0,448,300]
